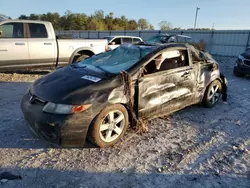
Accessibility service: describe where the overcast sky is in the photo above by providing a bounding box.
[1,0,249,30]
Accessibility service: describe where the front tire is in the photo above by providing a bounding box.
[88,104,129,148]
[203,80,222,108]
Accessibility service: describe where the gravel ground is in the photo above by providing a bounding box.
[0,57,249,188]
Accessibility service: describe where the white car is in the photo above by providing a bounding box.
[104,36,143,50]
[0,20,108,71]
[146,34,193,44]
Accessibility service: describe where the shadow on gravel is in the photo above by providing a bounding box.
[0,167,249,188]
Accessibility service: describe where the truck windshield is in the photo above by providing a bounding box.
[76,44,157,74]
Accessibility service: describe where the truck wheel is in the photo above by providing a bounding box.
[88,104,129,148]
[74,54,89,63]
[203,80,222,108]
[233,67,244,77]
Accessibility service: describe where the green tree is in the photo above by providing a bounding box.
[29,14,40,20]
[94,10,104,20]
[112,18,124,30]
[173,27,182,30]
[149,24,154,30]
[16,10,152,31]
[86,16,107,30]
[138,18,149,30]
[19,15,29,19]
[59,10,77,30]
[104,12,114,30]
[74,13,87,30]
[40,12,61,29]
[159,21,173,30]
[120,15,128,30]
[127,20,138,30]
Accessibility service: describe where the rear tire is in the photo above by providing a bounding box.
[233,67,244,77]
[203,80,222,108]
[88,104,129,148]
[74,54,90,63]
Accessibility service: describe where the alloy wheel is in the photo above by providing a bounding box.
[208,84,221,105]
[99,110,125,143]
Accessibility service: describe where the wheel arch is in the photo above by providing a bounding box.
[86,103,130,147]
[203,75,227,103]
[69,47,96,64]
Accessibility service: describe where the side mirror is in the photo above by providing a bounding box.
[0,31,3,38]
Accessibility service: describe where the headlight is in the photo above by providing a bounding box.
[43,102,92,115]
[238,55,244,61]
[237,55,244,65]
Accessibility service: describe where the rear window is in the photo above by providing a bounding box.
[28,23,48,38]
[122,37,133,44]
[133,38,142,43]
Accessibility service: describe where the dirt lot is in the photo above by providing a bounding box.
[0,57,249,188]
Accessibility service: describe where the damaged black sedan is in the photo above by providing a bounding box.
[234,47,250,77]
[21,43,227,148]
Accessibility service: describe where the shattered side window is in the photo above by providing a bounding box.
[188,44,214,63]
[77,44,157,74]
[145,49,189,74]
[188,44,202,62]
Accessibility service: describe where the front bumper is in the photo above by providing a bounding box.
[21,93,94,147]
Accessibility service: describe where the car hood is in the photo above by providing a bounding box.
[241,50,250,59]
[30,66,114,104]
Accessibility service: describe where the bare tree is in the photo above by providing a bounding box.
[159,21,173,30]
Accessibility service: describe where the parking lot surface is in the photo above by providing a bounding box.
[0,57,249,188]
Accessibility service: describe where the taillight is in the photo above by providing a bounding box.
[105,44,109,52]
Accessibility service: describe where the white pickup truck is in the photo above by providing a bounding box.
[0,20,108,71]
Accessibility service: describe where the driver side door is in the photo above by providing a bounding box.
[0,22,29,68]
[138,48,196,119]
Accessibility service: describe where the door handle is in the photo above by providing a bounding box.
[44,43,52,45]
[0,49,7,52]
[181,72,190,77]
[15,43,25,45]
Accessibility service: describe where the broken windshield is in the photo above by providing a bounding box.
[76,44,157,74]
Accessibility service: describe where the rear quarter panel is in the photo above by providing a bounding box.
[196,62,221,102]
[57,39,108,62]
